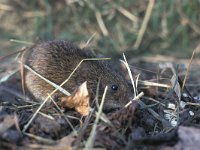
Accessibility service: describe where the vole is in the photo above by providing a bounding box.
[24,40,133,111]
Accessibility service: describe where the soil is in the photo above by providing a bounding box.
[0,54,200,150]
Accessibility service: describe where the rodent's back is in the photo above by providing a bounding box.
[25,40,132,110]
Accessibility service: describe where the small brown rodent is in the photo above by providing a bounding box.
[25,40,133,110]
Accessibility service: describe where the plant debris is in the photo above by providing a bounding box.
[1,53,200,149]
[59,81,90,116]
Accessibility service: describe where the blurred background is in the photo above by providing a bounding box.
[0,0,199,58]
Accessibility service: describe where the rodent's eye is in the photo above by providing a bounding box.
[111,84,118,91]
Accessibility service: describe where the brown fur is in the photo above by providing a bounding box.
[25,40,133,110]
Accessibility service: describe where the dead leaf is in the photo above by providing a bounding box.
[171,74,181,100]
[59,81,90,116]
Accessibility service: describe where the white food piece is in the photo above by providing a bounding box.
[168,103,176,110]
[180,101,186,109]
[189,111,194,116]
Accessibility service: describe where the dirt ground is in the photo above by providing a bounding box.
[0,53,200,150]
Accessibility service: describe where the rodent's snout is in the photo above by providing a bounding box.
[103,101,122,112]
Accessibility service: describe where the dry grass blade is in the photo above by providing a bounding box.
[135,74,140,91]
[84,86,108,149]
[95,79,101,109]
[0,69,19,83]
[20,50,27,99]
[74,108,95,146]
[38,112,54,120]
[139,80,171,88]
[186,102,200,107]
[10,39,33,45]
[0,49,24,83]
[116,6,138,22]
[23,132,56,145]
[95,11,109,36]
[14,113,21,133]
[143,96,165,106]
[23,11,46,18]
[12,103,39,109]
[134,0,155,49]
[0,3,13,11]
[23,64,71,96]
[0,48,27,61]
[182,44,200,90]
[122,54,136,98]
[125,92,144,108]
[82,32,97,48]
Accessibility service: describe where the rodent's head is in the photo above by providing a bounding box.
[85,61,133,111]
[99,72,132,111]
